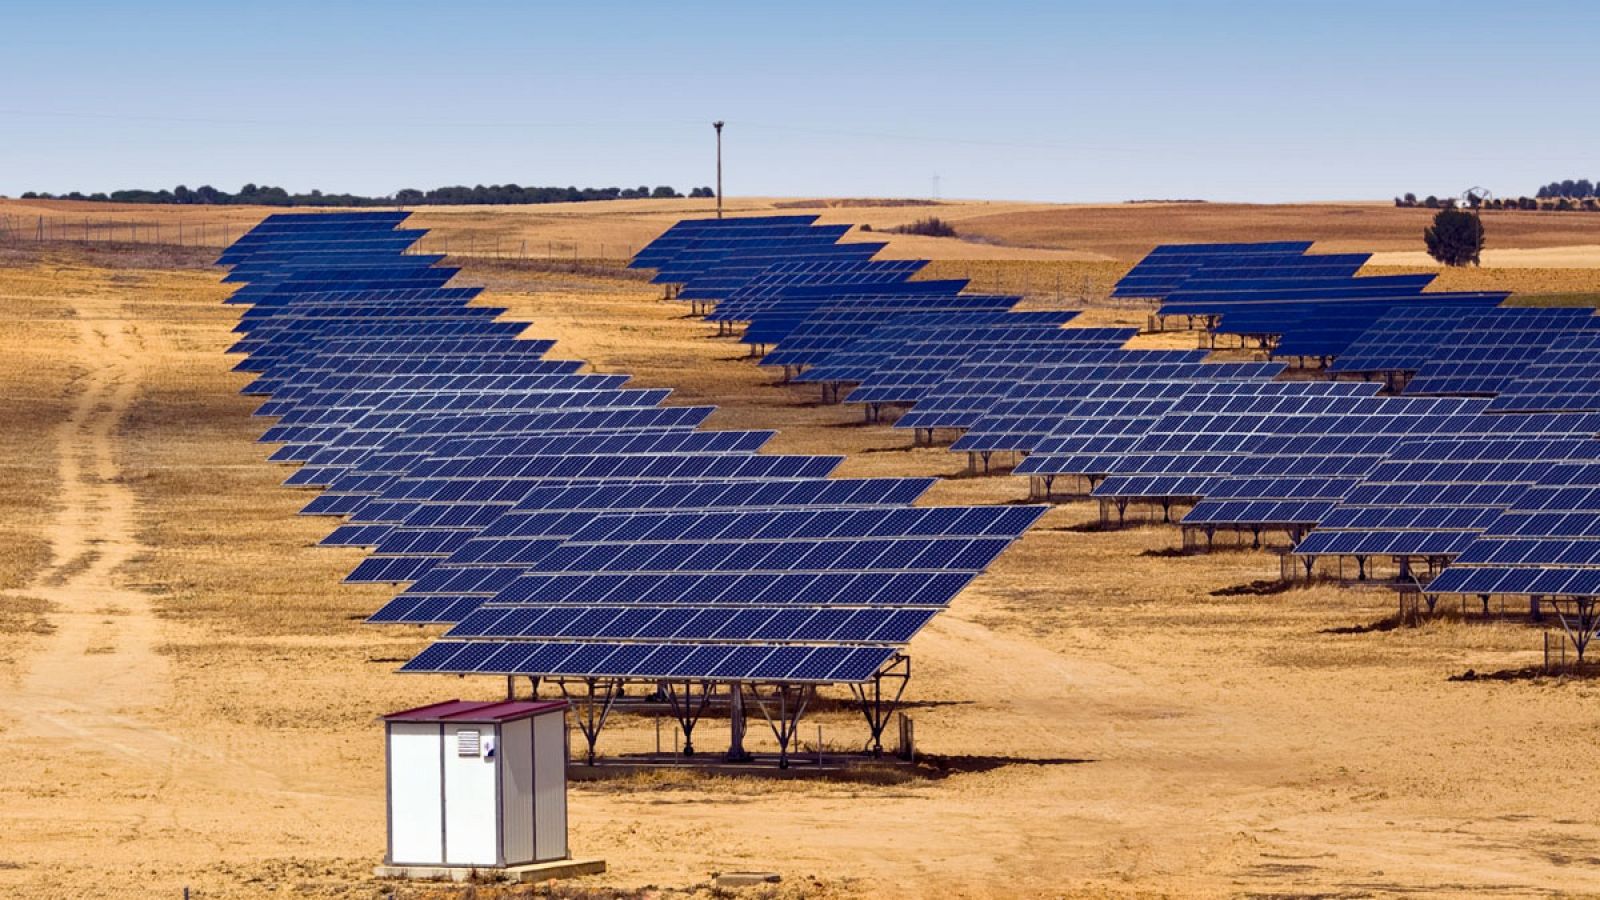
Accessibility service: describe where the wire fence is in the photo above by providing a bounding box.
[0,215,1124,299]
[0,213,245,248]
[0,214,641,266]
[408,232,636,264]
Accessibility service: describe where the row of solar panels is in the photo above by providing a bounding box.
[1110,244,1512,359]
[631,220,1600,604]
[218,211,1044,686]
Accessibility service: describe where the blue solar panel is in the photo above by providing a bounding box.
[946,358,1282,453]
[1111,242,1322,299]
[1295,429,1600,561]
[211,212,1062,687]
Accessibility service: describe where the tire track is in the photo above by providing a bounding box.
[10,310,165,737]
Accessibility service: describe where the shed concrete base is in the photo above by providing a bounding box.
[716,871,782,887]
[374,857,606,883]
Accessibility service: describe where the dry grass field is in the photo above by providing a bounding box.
[3,200,1600,898]
[16,195,1600,265]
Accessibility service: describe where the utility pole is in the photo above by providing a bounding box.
[713,121,725,219]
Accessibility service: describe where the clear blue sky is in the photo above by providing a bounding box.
[4,1,1596,202]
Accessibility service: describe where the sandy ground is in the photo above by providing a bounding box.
[0,224,1599,897]
[1371,245,1600,269]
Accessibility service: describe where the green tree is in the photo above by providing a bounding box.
[1423,208,1484,267]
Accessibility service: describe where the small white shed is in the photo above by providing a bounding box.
[383,699,569,869]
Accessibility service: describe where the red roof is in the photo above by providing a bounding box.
[383,698,568,724]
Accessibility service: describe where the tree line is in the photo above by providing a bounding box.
[1393,192,1600,212]
[16,183,716,207]
[1536,179,1600,199]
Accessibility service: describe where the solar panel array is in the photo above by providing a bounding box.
[631,226,1600,629]
[222,212,1045,687]
[1104,242,1513,361]
[1484,331,1600,413]
[1110,242,1319,299]
[1294,431,1600,562]
[1429,458,1600,598]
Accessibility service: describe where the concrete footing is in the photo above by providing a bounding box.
[716,871,782,887]
[374,857,606,883]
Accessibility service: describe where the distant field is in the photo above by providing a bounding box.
[10,195,1600,265]
[950,202,1600,260]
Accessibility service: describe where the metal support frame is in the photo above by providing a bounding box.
[1547,595,1600,662]
[746,682,812,769]
[663,679,714,756]
[847,654,911,756]
[557,677,622,765]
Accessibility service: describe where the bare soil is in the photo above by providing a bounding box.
[0,211,1598,897]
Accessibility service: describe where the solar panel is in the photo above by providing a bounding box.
[1428,457,1600,598]
[842,323,1131,407]
[1327,305,1489,375]
[1111,242,1320,299]
[1090,382,1387,506]
[1294,428,1600,563]
[1180,397,1493,533]
[210,211,1060,695]
[946,358,1281,453]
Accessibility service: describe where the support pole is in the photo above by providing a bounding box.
[726,682,750,762]
[713,121,725,219]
